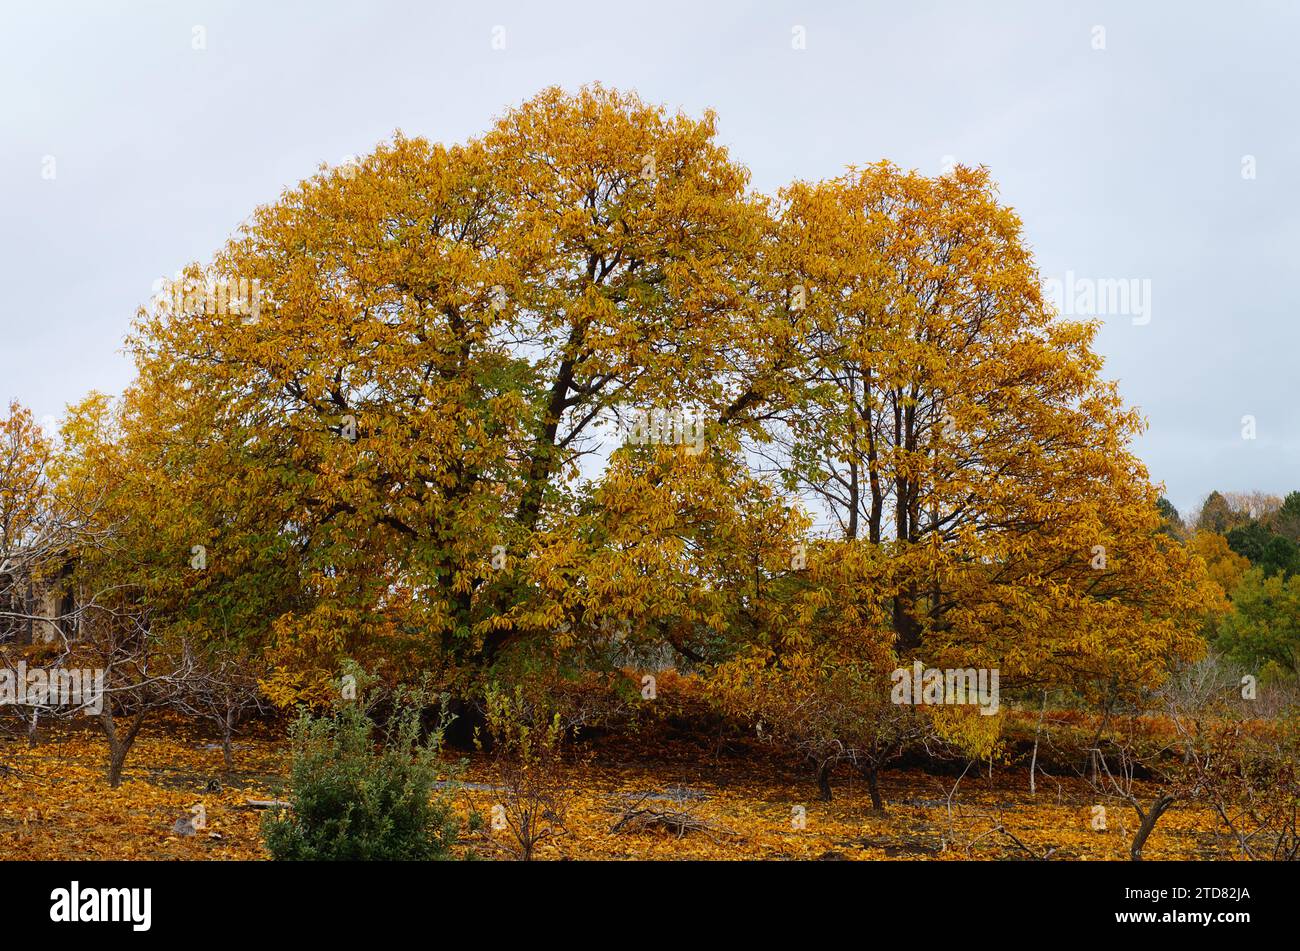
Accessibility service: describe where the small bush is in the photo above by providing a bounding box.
[478,682,569,861]
[263,678,458,861]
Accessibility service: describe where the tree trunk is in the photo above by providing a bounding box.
[107,742,129,788]
[892,590,922,654]
[1084,683,1118,777]
[1131,794,1176,861]
[1030,691,1046,796]
[816,760,834,802]
[862,764,884,812]
[520,812,535,862]
[515,353,575,534]
[100,707,147,789]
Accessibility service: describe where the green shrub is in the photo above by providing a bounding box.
[263,679,458,860]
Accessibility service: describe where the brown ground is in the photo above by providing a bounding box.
[0,714,1230,861]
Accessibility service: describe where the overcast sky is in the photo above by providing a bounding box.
[2,0,1296,517]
